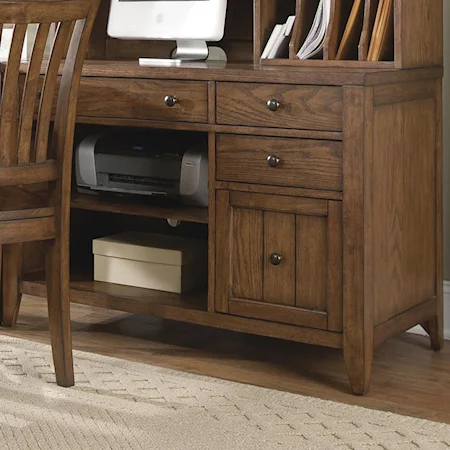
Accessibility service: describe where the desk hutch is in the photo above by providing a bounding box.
[11,0,444,395]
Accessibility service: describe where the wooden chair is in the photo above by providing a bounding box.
[0,0,99,387]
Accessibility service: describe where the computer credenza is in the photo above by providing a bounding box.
[11,0,443,395]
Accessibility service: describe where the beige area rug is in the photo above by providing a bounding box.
[0,335,449,450]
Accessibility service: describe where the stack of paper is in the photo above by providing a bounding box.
[261,15,296,60]
[297,0,332,60]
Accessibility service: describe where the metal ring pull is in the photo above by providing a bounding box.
[269,253,283,266]
[164,95,179,107]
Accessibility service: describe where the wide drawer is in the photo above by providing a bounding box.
[216,134,343,191]
[23,76,209,123]
[76,78,208,122]
[216,82,343,131]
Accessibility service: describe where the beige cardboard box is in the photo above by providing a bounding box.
[93,231,207,293]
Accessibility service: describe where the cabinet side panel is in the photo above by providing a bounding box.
[396,0,443,68]
[372,95,436,325]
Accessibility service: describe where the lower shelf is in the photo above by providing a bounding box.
[19,272,343,349]
[20,272,208,321]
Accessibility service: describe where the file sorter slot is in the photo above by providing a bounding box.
[257,0,296,60]
[358,0,380,61]
[367,0,394,61]
[323,0,354,60]
[336,0,365,60]
[288,0,320,59]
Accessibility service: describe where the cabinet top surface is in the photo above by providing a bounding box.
[11,60,443,87]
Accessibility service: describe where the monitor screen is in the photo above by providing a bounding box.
[108,0,226,41]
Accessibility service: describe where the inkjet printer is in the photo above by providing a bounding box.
[75,130,208,207]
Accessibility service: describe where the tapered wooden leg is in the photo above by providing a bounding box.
[46,239,74,387]
[2,243,23,327]
[342,87,374,396]
[343,339,373,396]
[421,316,444,351]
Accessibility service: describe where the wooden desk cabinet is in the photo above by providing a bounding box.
[16,0,444,395]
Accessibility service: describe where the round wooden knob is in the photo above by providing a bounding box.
[164,95,179,107]
[269,253,283,266]
[267,99,280,111]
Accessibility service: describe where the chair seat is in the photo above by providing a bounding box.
[0,186,55,221]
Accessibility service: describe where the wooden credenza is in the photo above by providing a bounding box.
[15,0,444,395]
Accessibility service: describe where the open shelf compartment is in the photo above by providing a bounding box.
[20,271,208,320]
[71,193,208,224]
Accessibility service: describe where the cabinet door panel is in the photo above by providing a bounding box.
[296,215,328,311]
[263,212,296,306]
[215,191,343,331]
[232,208,263,300]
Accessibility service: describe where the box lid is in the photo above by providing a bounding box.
[93,231,207,266]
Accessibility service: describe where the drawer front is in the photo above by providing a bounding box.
[22,76,208,123]
[216,82,343,131]
[75,78,208,122]
[215,191,343,331]
[216,134,343,191]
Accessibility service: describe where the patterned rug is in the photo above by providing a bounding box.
[0,335,449,450]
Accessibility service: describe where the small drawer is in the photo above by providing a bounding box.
[216,134,343,191]
[75,78,208,123]
[216,82,343,131]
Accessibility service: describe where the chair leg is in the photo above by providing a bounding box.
[46,239,74,387]
[2,243,23,327]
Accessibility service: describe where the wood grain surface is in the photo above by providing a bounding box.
[216,134,343,191]
[216,82,343,131]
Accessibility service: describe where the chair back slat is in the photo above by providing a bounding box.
[18,22,51,165]
[35,21,72,163]
[51,17,93,209]
[0,0,99,183]
[0,23,27,166]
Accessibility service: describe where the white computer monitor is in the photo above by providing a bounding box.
[107,0,228,65]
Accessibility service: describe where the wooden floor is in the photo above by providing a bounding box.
[1,295,450,424]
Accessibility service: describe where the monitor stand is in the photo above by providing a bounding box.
[139,40,227,67]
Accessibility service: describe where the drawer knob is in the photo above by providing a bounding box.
[164,95,179,107]
[269,253,283,266]
[266,98,280,111]
[267,155,280,168]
